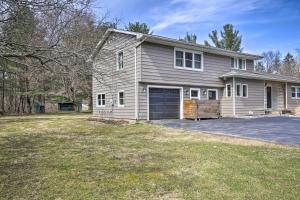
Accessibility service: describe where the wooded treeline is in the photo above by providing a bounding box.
[255,50,300,76]
[0,0,118,114]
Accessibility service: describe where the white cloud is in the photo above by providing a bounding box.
[151,0,270,31]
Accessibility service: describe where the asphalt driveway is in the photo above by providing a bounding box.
[152,117,300,146]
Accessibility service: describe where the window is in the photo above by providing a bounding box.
[235,84,248,98]
[118,91,124,106]
[231,58,246,70]
[194,54,202,69]
[174,48,203,71]
[117,51,123,70]
[208,89,218,100]
[291,86,300,99]
[97,93,105,107]
[231,58,235,68]
[236,83,241,97]
[175,50,184,67]
[242,84,248,98]
[190,88,200,100]
[226,84,232,97]
[185,52,193,68]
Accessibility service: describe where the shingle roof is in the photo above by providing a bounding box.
[220,70,300,83]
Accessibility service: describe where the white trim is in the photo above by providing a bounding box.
[116,50,124,71]
[285,82,288,109]
[147,85,183,120]
[134,47,138,119]
[232,57,247,71]
[233,77,236,116]
[226,83,232,98]
[96,93,106,107]
[242,84,248,98]
[207,89,218,100]
[236,83,241,97]
[291,85,300,99]
[117,90,125,107]
[174,47,204,71]
[264,81,266,110]
[190,88,200,100]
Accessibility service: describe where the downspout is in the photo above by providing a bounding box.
[233,76,236,117]
[134,35,147,120]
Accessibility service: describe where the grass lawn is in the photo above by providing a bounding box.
[0,114,299,199]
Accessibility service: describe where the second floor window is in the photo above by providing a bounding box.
[175,49,203,71]
[117,51,123,70]
[231,58,246,70]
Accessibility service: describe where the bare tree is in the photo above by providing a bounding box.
[261,50,281,73]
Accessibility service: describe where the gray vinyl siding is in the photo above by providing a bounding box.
[246,60,254,71]
[140,42,255,87]
[92,32,138,119]
[137,83,222,120]
[287,83,300,111]
[220,78,265,117]
[235,78,265,116]
[138,83,147,120]
[221,78,233,117]
[265,81,285,111]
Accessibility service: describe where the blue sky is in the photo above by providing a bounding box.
[93,0,300,56]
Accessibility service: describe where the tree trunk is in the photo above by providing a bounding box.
[88,94,93,111]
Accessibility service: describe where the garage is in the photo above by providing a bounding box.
[149,87,181,120]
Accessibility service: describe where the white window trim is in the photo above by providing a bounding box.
[291,86,300,99]
[207,89,218,100]
[232,57,247,70]
[242,84,248,98]
[96,93,106,107]
[190,88,200,100]
[118,90,125,107]
[226,84,232,98]
[236,83,241,97]
[116,50,124,71]
[174,48,204,71]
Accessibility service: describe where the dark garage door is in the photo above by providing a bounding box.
[149,88,180,120]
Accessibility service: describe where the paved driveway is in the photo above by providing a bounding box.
[152,117,300,146]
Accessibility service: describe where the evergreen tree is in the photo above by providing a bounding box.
[181,32,197,44]
[125,22,153,34]
[204,24,242,52]
[281,53,297,76]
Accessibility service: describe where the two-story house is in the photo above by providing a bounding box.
[91,29,300,120]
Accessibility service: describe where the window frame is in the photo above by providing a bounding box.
[291,86,300,99]
[231,57,246,70]
[174,48,204,71]
[207,89,218,100]
[236,83,241,97]
[118,90,125,107]
[96,93,106,107]
[190,88,200,100]
[242,84,248,98]
[116,50,124,71]
[226,84,232,98]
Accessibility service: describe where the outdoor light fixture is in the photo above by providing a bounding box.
[142,87,146,92]
[203,90,207,95]
[185,89,189,95]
